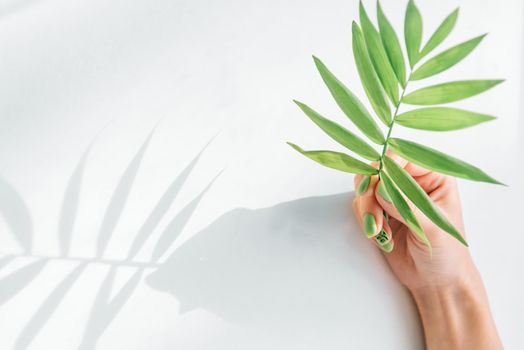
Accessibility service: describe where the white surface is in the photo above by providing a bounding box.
[0,0,522,349]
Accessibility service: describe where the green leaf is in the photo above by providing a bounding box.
[380,172,430,249]
[404,0,423,67]
[377,1,407,88]
[388,138,503,184]
[402,80,504,105]
[313,56,386,144]
[287,142,379,175]
[293,100,381,161]
[419,8,459,58]
[396,107,495,131]
[383,156,468,246]
[359,1,399,104]
[352,22,392,126]
[412,34,486,80]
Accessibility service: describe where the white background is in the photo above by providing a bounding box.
[0,0,522,349]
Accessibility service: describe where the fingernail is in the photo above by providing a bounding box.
[378,181,392,203]
[375,229,391,245]
[375,230,393,253]
[379,240,394,253]
[363,213,377,238]
[357,175,371,195]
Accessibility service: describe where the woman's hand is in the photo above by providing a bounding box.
[352,154,503,350]
[353,153,473,291]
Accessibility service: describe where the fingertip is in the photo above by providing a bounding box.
[374,223,394,252]
[356,175,371,195]
[359,174,379,197]
[377,238,394,253]
[363,211,382,238]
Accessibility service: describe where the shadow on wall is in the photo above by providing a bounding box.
[0,125,422,349]
[0,126,221,350]
[147,193,422,347]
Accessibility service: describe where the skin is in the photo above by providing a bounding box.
[352,153,503,350]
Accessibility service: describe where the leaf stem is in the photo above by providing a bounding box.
[378,73,412,172]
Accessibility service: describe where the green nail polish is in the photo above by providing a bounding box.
[378,181,392,203]
[379,240,394,253]
[363,213,376,238]
[357,175,371,195]
[375,230,391,245]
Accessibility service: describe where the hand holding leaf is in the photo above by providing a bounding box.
[288,0,504,252]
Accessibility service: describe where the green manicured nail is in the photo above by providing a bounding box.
[375,230,391,245]
[379,240,394,253]
[378,181,392,203]
[363,213,377,238]
[357,175,371,195]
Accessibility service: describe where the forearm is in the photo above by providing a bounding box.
[411,270,502,350]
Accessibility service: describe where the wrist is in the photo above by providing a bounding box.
[409,266,483,305]
[406,255,480,298]
[409,269,502,350]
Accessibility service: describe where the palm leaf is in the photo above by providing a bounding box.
[287,143,378,175]
[359,1,399,104]
[412,34,486,80]
[402,80,504,105]
[377,1,407,88]
[383,156,468,246]
[404,0,423,67]
[380,172,430,248]
[388,138,503,184]
[313,56,385,144]
[294,100,380,160]
[396,107,495,131]
[352,21,392,125]
[288,1,504,254]
[419,8,459,58]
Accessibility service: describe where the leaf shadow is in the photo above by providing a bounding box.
[58,121,114,257]
[0,259,47,306]
[151,169,223,262]
[95,127,157,258]
[0,176,33,252]
[58,141,95,257]
[1,127,222,349]
[0,255,14,270]
[14,262,87,350]
[126,135,217,261]
[77,266,144,350]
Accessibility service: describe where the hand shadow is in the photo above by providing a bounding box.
[147,192,424,349]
